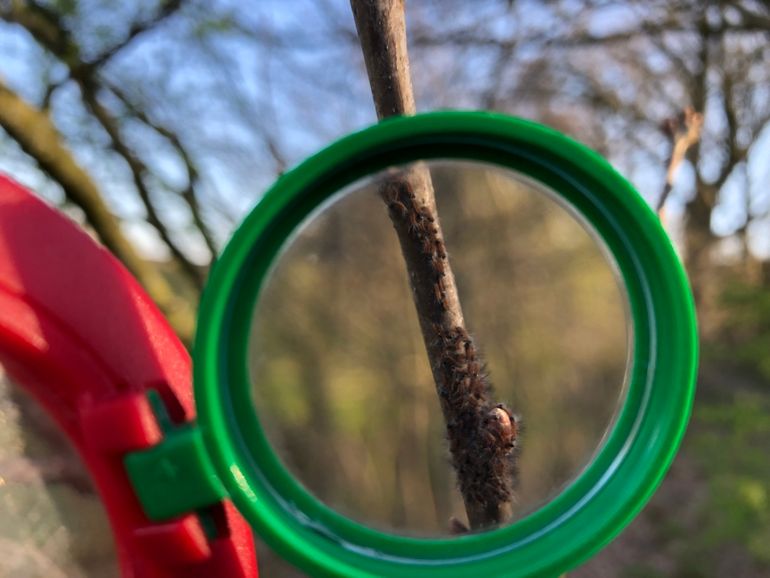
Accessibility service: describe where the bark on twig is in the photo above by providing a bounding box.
[657,106,704,214]
[350,0,518,530]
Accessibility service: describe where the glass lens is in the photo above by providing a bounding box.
[248,160,631,537]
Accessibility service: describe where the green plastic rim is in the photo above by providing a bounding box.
[194,111,698,578]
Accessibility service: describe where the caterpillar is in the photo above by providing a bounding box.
[384,179,449,310]
[431,324,520,508]
[380,174,520,517]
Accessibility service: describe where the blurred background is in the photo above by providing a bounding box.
[249,161,629,536]
[0,1,769,577]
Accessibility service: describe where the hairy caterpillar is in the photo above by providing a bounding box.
[382,175,520,515]
[432,325,520,508]
[384,178,450,310]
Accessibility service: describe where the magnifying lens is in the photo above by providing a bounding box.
[192,111,696,578]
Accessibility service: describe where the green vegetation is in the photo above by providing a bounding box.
[690,393,770,568]
[715,281,770,384]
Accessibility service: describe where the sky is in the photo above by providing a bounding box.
[0,0,768,262]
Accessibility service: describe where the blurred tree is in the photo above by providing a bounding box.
[1,1,768,332]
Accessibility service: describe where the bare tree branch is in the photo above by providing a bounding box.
[1,0,81,68]
[350,0,518,530]
[480,44,515,110]
[79,83,207,290]
[85,0,186,70]
[107,84,219,258]
[3,1,209,289]
[732,3,770,32]
[657,106,704,213]
[0,80,195,341]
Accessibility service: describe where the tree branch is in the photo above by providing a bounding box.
[1,0,82,68]
[0,80,195,341]
[3,0,209,290]
[86,0,186,70]
[107,84,219,258]
[710,69,747,193]
[657,106,704,213]
[79,83,207,290]
[350,0,518,530]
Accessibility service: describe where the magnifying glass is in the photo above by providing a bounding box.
[134,111,698,577]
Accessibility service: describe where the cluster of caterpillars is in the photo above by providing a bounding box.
[434,324,519,510]
[382,176,519,516]
[384,180,448,309]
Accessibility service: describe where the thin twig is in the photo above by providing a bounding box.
[85,0,186,70]
[350,0,519,530]
[80,83,207,290]
[107,83,220,259]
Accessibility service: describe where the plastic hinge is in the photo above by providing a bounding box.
[125,391,227,521]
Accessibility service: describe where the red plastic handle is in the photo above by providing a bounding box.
[0,175,258,578]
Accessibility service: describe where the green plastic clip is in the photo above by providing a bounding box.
[124,391,227,521]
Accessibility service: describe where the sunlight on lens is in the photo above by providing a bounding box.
[249,160,631,537]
